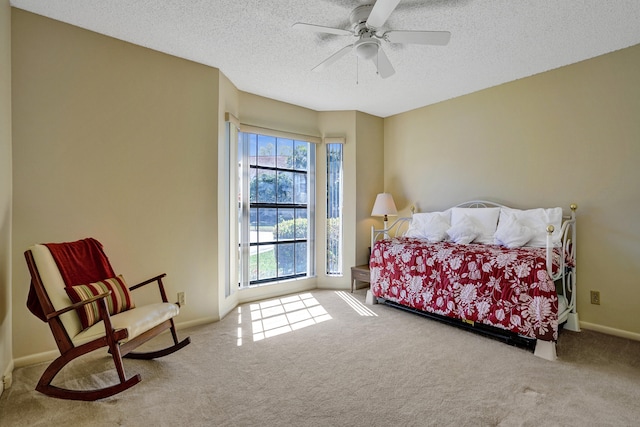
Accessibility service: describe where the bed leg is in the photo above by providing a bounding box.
[534,340,557,361]
[365,290,378,305]
[564,312,581,332]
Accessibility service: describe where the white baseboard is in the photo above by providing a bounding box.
[580,321,640,341]
[3,371,12,390]
[2,359,15,393]
[175,316,217,330]
[13,349,59,369]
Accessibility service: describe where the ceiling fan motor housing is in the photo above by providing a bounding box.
[350,4,374,30]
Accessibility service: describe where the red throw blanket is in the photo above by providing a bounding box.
[27,238,115,321]
[44,238,115,286]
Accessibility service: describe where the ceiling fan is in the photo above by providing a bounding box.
[293,0,451,79]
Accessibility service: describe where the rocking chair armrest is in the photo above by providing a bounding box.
[45,290,112,321]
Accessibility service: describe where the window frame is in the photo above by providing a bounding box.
[326,142,343,276]
[237,131,316,288]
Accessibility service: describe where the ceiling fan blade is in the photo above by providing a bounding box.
[372,48,395,79]
[385,30,451,46]
[293,22,353,37]
[366,0,402,29]
[312,45,353,72]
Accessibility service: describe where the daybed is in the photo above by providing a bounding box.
[368,200,579,360]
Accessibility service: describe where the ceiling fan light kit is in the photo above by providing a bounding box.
[293,0,451,79]
[354,38,380,60]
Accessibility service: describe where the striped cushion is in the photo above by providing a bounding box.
[65,275,136,330]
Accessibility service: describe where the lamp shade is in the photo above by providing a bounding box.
[371,193,398,217]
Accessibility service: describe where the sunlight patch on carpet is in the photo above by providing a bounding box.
[335,291,378,317]
[237,293,332,345]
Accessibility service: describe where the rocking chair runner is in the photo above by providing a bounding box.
[24,238,191,401]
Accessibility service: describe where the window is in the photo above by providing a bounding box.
[238,132,315,286]
[326,143,343,275]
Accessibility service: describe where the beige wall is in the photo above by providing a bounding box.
[11,10,221,361]
[1,0,13,394]
[355,112,384,266]
[239,91,320,139]
[384,44,640,338]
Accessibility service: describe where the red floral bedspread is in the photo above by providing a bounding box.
[370,237,560,341]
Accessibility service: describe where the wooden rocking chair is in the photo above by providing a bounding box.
[24,238,191,401]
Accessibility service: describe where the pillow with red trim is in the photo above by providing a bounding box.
[65,275,135,330]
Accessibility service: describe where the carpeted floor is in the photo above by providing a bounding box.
[1,289,639,427]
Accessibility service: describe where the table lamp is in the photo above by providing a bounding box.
[371,193,398,231]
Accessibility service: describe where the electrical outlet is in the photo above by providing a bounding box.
[177,292,186,306]
[590,290,600,305]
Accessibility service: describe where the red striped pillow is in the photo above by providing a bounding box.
[66,275,136,330]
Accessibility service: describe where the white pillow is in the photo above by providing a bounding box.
[405,211,451,242]
[494,212,536,248]
[499,207,563,247]
[446,214,481,244]
[450,207,500,244]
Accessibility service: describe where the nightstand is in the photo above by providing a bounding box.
[350,264,371,293]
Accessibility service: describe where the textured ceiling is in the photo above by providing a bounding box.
[10,0,640,118]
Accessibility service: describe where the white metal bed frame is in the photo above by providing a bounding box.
[369,200,580,360]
